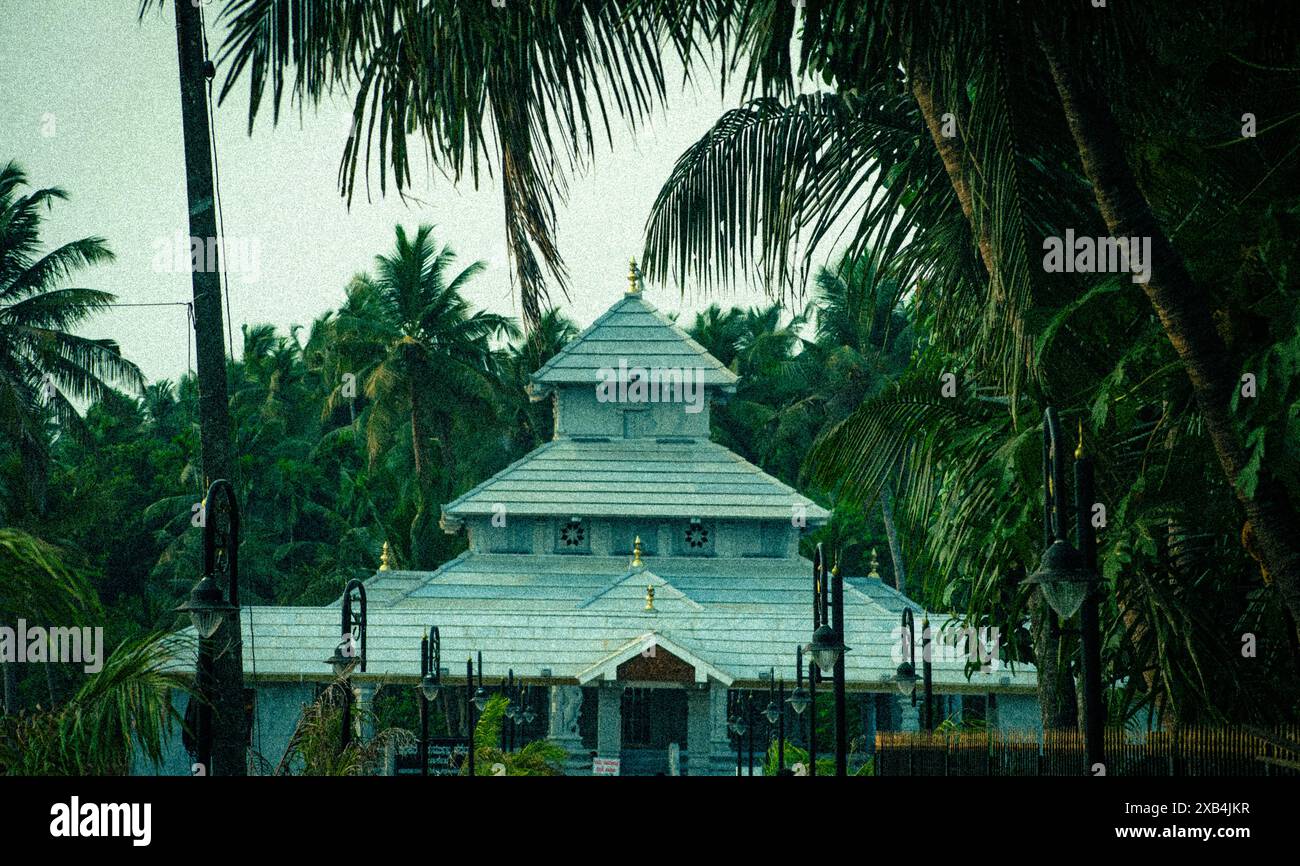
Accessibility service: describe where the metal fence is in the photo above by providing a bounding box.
[875,726,1300,776]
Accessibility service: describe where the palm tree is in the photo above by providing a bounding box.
[0,631,191,776]
[639,0,1300,632]
[328,226,518,568]
[501,308,578,452]
[208,0,731,328]
[0,529,99,713]
[809,255,914,592]
[0,161,144,514]
[688,305,744,369]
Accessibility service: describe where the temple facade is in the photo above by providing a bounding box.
[149,268,1039,776]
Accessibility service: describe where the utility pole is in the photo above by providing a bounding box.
[173,0,245,776]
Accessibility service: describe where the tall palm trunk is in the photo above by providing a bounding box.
[1036,26,1300,628]
[1028,578,1079,730]
[909,73,996,278]
[408,372,439,569]
[174,0,245,776]
[909,58,1078,727]
[879,482,907,595]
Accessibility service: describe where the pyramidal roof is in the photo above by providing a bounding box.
[529,292,739,397]
[440,436,831,527]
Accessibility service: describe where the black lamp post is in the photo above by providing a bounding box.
[763,667,785,772]
[728,692,744,776]
[324,578,366,751]
[787,645,811,764]
[503,669,516,752]
[175,479,239,775]
[522,685,537,740]
[746,690,755,776]
[1023,407,1105,772]
[894,608,919,702]
[809,544,849,776]
[472,650,489,713]
[465,656,477,776]
[417,626,441,776]
[892,608,936,732]
[921,615,934,732]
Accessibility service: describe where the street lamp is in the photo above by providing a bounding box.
[465,656,478,776]
[175,478,240,776]
[809,543,849,776]
[893,661,918,697]
[324,578,366,750]
[177,574,236,640]
[1023,406,1106,772]
[764,666,785,772]
[921,615,934,732]
[1025,538,1093,620]
[808,623,845,673]
[416,626,441,776]
[522,685,537,726]
[472,651,488,712]
[787,645,811,716]
[503,669,516,752]
[893,609,919,699]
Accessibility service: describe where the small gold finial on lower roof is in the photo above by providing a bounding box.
[626,258,642,295]
[379,541,392,571]
[867,548,880,579]
[645,584,655,611]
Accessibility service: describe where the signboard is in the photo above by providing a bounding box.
[396,738,470,776]
[592,757,621,776]
[427,738,470,776]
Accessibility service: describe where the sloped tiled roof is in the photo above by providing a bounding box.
[218,600,1034,692]
[217,552,1034,691]
[441,438,830,527]
[528,294,738,394]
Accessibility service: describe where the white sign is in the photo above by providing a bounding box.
[592,757,621,776]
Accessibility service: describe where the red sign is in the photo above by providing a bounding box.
[592,757,621,776]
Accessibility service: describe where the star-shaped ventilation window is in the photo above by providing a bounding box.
[561,521,585,547]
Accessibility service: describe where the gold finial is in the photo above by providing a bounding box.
[645,584,655,611]
[867,548,880,579]
[1074,419,1085,460]
[631,535,643,568]
[379,541,392,571]
[831,556,840,578]
[626,258,642,295]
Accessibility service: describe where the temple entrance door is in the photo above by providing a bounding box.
[620,687,688,775]
[614,644,697,775]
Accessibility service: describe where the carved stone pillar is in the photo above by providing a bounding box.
[897,694,921,732]
[548,684,587,775]
[686,683,712,776]
[595,682,623,761]
[709,683,734,775]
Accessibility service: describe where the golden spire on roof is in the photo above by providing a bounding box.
[379,541,392,571]
[626,257,642,295]
[645,584,655,611]
[867,548,880,579]
[631,535,643,568]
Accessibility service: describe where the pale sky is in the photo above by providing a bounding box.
[1,0,825,387]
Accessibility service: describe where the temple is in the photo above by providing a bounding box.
[152,264,1039,776]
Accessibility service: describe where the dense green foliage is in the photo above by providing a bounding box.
[7,1,1300,778]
